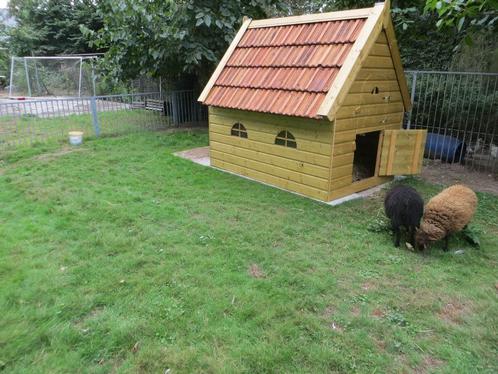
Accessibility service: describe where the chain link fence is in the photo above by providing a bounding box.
[0,90,207,149]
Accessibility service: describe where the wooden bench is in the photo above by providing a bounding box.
[130,101,145,109]
[145,99,167,115]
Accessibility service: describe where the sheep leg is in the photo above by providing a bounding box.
[408,226,415,247]
[393,227,401,247]
[443,235,450,251]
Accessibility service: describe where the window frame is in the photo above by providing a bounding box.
[275,130,297,148]
[231,122,248,138]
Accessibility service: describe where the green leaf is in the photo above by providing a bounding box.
[204,15,211,27]
[195,18,203,27]
[457,16,465,31]
[462,226,480,247]
[463,34,473,46]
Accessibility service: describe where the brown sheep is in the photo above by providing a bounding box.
[415,185,478,251]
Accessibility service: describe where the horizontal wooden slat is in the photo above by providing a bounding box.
[336,102,404,119]
[209,132,331,167]
[210,122,332,156]
[335,112,404,131]
[211,141,329,179]
[211,158,329,201]
[362,56,394,69]
[376,31,388,44]
[342,91,402,106]
[333,141,355,156]
[369,43,391,56]
[356,68,397,80]
[331,152,354,169]
[330,175,353,190]
[211,149,328,190]
[209,114,332,144]
[349,80,400,93]
[330,164,352,179]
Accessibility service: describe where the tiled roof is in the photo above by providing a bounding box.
[204,18,366,118]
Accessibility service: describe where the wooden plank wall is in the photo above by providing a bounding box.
[329,30,405,200]
[209,107,333,201]
[378,130,427,175]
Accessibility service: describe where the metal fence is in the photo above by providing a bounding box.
[405,70,498,173]
[2,72,497,175]
[0,90,207,149]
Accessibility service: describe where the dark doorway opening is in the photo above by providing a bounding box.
[353,131,381,182]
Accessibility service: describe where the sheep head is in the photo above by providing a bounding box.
[415,221,445,250]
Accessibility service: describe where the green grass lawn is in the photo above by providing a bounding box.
[1,131,497,373]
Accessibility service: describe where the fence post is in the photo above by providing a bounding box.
[90,96,100,137]
[406,71,417,129]
[23,58,32,97]
[8,56,14,97]
[171,91,179,126]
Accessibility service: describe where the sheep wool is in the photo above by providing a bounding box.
[416,184,477,248]
[384,185,424,247]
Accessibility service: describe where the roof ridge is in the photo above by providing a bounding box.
[248,7,373,29]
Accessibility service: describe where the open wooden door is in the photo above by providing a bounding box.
[378,129,427,176]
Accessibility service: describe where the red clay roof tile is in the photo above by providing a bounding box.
[204,17,367,118]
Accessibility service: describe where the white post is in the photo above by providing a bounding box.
[91,59,96,97]
[8,56,14,97]
[406,71,417,130]
[23,58,32,97]
[78,57,83,97]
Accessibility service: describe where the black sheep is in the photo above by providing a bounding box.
[384,185,424,247]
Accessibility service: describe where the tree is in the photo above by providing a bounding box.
[8,0,103,56]
[88,0,284,89]
[425,0,497,41]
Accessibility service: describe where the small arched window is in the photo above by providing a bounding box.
[231,123,248,138]
[275,130,297,148]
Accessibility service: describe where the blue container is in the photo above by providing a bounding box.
[424,133,466,163]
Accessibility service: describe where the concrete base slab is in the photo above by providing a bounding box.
[174,146,211,166]
[175,146,394,206]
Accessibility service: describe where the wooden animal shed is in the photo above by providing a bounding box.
[198,1,427,202]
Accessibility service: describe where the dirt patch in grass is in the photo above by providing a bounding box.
[438,300,471,324]
[74,307,104,330]
[373,337,386,351]
[322,306,335,318]
[414,355,445,373]
[421,161,498,195]
[361,281,376,291]
[329,321,343,332]
[351,306,360,317]
[371,308,385,318]
[248,264,265,279]
[34,146,87,161]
